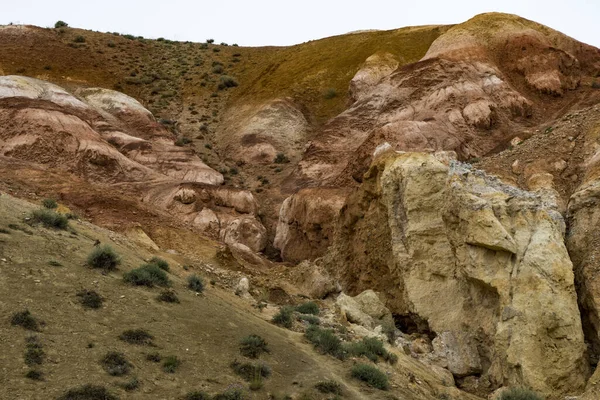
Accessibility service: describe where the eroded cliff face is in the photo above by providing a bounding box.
[324,151,588,397]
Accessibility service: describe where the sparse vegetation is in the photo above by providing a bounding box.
[273,153,290,164]
[218,76,239,90]
[350,363,389,390]
[213,389,245,400]
[304,325,346,359]
[58,385,118,400]
[29,209,69,230]
[162,355,181,373]
[185,391,211,400]
[24,336,45,366]
[101,351,132,376]
[187,274,204,292]
[48,260,62,267]
[345,337,398,364]
[157,289,180,303]
[297,314,320,325]
[54,21,68,28]
[315,380,342,395]
[25,369,43,381]
[272,306,294,328]
[175,137,192,147]
[149,256,169,271]
[42,198,58,209]
[230,360,271,381]
[119,329,154,345]
[11,310,40,331]
[498,387,543,400]
[295,301,319,315]
[77,289,104,309]
[121,377,140,391]
[146,352,161,362]
[240,334,269,358]
[123,263,170,287]
[592,80,600,89]
[324,88,337,99]
[86,245,120,271]
[73,35,86,43]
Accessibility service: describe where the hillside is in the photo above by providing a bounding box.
[2,11,600,400]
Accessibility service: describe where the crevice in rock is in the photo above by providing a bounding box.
[393,312,435,339]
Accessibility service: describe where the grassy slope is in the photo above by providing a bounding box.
[0,193,478,400]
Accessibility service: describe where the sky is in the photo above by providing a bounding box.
[2,0,599,48]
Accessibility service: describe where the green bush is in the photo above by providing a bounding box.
[11,310,39,331]
[272,306,294,329]
[149,256,169,271]
[157,289,180,303]
[58,385,118,400]
[42,198,58,209]
[273,153,290,164]
[25,369,43,381]
[73,35,86,43]
[314,380,342,395]
[121,377,140,391]
[123,264,170,287]
[24,336,45,366]
[351,363,389,390]
[119,329,154,345]
[344,337,398,365]
[101,351,131,376]
[30,209,69,229]
[498,387,544,400]
[218,76,239,90]
[297,314,320,325]
[324,88,337,99]
[230,360,271,381]
[77,290,103,309]
[185,391,211,400]
[187,274,204,292]
[240,334,269,358]
[295,301,319,315]
[162,355,181,373]
[305,325,345,359]
[206,39,215,44]
[174,137,192,147]
[54,21,68,28]
[87,245,120,271]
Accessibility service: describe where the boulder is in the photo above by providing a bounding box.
[336,290,393,330]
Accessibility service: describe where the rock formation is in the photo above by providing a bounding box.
[324,151,589,397]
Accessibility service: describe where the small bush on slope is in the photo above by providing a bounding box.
[350,363,389,390]
[87,245,120,271]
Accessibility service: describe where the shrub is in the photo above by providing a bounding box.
[174,137,192,147]
[77,290,104,309]
[324,88,337,99]
[119,329,154,345]
[297,314,320,325]
[48,260,62,267]
[240,334,269,358]
[213,389,245,400]
[187,274,204,292]
[218,76,238,90]
[157,289,179,303]
[350,364,389,390]
[24,336,45,366]
[54,21,68,28]
[25,369,43,380]
[315,380,342,395]
[295,301,319,315]
[121,377,139,391]
[212,65,224,74]
[498,387,543,400]
[185,391,211,400]
[87,245,120,271]
[42,198,58,209]
[273,153,290,164]
[592,81,600,89]
[149,257,169,271]
[101,351,131,376]
[30,209,69,229]
[162,355,181,373]
[73,35,86,43]
[305,325,345,359]
[205,143,213,150]
[146,352,161,362]
[230,360,271,381]
[11,310,39,331]
[58,385,118,400]
[206,39,215,44]
[272,306,294,329]
[123,264,170,287]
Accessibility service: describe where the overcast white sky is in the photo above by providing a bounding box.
[2,0,599,47]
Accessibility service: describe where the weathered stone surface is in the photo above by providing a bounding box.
[288,260,338,299]
[274,187,349,262]
[349,52,399,101]
[326,152,588,397]
[336,290,393,330]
